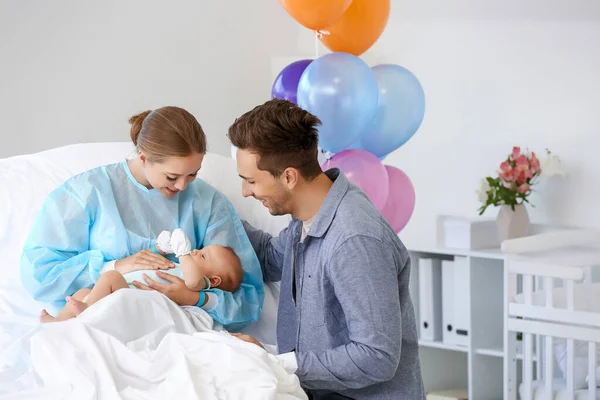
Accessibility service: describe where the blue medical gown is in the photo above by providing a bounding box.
[20,160,264,330]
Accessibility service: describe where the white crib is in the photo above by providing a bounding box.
[503,230,600,400]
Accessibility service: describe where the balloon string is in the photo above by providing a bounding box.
[321,149,333,160]
[315,30,329,58]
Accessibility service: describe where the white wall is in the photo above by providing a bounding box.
[0,0,297,158]
[295,0,600,246]
[3,1,600,243]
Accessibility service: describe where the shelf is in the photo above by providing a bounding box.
[418,339,469,353]
[407,245,505,260]
[475,346,539,362]
[475,347,503,357]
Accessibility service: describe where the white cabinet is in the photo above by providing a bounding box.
[408,246,507,399]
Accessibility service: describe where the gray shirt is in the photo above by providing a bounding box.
[243,168,425,400]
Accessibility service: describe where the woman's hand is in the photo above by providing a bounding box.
[131,271,201,307]
[115,250,175,274]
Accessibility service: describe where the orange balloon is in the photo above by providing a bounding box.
[320,0,390,56]
[279,0,353,31]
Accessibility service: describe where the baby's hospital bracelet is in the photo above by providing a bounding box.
[196,291,206,308]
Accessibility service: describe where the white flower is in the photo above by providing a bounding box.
[541,150,566,178]
[476,178,491,203]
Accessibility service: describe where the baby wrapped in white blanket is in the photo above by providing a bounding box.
[17,288,306,400]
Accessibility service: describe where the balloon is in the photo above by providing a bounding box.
[297,52,379,154]
[323,149,389,211]
[271,59,313,105]
[380,166,415,233]
[278,0,353,31]
[320,0,390,56]
[358,64,425,158]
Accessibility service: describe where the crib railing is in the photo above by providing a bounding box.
[502,230,600,400]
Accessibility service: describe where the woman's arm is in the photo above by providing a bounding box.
[20,182,173,309]
[20,184,105,306]
[197,192,264,331]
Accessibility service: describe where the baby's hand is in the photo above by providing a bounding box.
[171,229,192,258]
[156,231,174,254]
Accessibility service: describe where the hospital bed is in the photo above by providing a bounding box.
[0,142,302,399]
[503,230,600,399]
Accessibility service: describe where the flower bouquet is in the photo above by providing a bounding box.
[477,147,563,241]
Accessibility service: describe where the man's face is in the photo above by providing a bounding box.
[236,149,292,216]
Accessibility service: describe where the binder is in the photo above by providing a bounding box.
[419,258,443,341]
[442,256,470,346]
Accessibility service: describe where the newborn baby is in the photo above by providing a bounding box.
[40,229,243,323]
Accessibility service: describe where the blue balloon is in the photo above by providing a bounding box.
[297,52,379,154]
[359,64,425,158]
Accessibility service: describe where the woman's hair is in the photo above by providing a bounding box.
[129,106,206,163]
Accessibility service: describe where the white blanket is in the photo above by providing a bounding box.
[0,289,306,400]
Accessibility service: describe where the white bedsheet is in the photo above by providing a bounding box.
[0,289,306,400]
[0,143,298,399]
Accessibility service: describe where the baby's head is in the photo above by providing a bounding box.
[189,245,243,292]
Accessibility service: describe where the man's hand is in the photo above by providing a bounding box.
[132,271,201,307]
[230,333,264,349]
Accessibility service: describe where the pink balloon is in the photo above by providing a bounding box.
[323,149,389,210]
[381,165,415,233]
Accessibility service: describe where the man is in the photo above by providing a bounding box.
[228,99,425,400]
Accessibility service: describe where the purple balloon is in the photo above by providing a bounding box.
[380,166,415,233]
[271,59,313,104]
[323,149,389,211]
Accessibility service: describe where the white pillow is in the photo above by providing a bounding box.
[0,142,288,343]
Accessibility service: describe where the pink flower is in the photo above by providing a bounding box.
[530,152,540,174]
[515,155,530,175]
[515,171,532,185]
[510,146,521,160]
[499,160,513,183]
[500,171,513,183]
[517,183,530,193]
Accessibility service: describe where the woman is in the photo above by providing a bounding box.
[20,106,263,331]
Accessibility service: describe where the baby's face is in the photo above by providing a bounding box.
[190,245,233,278]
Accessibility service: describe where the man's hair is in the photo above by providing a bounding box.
[228,99,322,181]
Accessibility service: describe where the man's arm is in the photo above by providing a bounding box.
[296,235,404,391]
[242,220,292,283]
